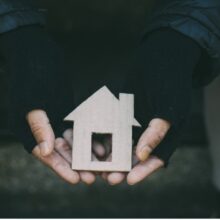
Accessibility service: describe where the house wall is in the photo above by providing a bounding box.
[72,120,132,172]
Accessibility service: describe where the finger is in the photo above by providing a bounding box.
[80,153,98,184]
[127,156,164,185]
[63,129,73,147]
[102,153,126,185]
[32,146,80,184]
[92,140,106,158]
[27,110,55,157]
[136,118,171,161]
[107,172,126,185]
[80,171,96,185]
[54,138,72,163]
[56,137,97,185]
[55,137,97,185]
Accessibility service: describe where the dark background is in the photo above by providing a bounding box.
[0,0,217,218]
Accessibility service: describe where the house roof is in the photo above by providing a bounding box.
[64,86,141,127]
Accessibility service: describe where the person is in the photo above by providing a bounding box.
[1,0,220,186]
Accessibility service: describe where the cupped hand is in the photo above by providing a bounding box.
[28,109,96,185]
[101,118,170,185]
[63,118,170,186]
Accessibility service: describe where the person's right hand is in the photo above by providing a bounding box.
[27,109,96,185]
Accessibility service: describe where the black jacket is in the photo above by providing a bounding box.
[146,0,220,87]
[0,0,45,34]
[1,0,220,162]
[1,0,220,86]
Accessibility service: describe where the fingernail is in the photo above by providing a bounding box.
[70,173,80,185]
[39,141,50,156]
[108,181,117,186]
[127,175,137,186]
[127,180,135,186]
[139,146,150,161]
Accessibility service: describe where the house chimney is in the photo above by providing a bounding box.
[119,93,134,124]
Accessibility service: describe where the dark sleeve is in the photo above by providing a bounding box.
[0,0,46,34]
[145,0,220,87]
[130,28,201,164]
[0,26,74,153]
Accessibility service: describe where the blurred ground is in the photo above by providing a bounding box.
[0,1,219,218]
[0,141,219,218]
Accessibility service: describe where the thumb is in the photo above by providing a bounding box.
[26,110,55,157]
[136,118,170,161]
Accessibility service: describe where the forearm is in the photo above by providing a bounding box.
[0,26,72,152]
[132,28,202,163]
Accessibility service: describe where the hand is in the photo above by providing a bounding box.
[101,118,170,185]
[62,118,170,186]
[27,110,96,185]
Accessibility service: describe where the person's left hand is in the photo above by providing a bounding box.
[63,118,170,185]
[102,118,170,185]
